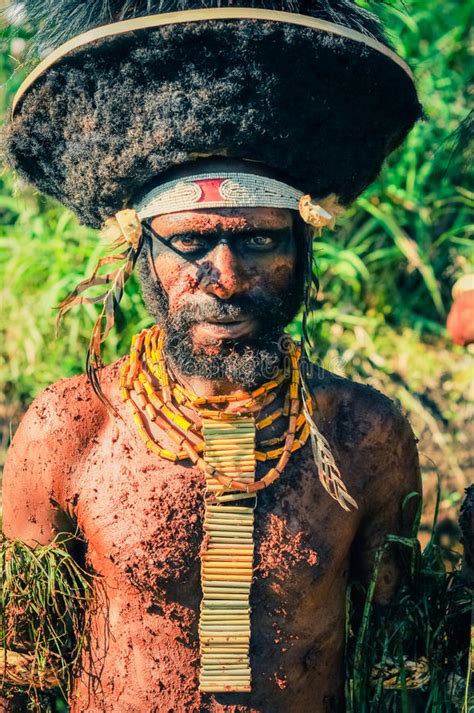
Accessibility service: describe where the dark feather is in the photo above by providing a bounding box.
[20,0,387,53]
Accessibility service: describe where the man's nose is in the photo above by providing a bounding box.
[197,242,249,299]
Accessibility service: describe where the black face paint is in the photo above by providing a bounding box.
[135,220,307,389]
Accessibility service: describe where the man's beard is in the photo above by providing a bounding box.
[164,297,288,388]
[136,245,304,389]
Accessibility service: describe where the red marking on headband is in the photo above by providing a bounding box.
[196,178,225,203]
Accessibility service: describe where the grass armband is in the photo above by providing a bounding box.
[0,534,91,703]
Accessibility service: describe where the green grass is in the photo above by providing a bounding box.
[346,488,472,713]
[0,534,92,711]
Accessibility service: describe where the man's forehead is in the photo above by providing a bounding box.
[150,207,293,238]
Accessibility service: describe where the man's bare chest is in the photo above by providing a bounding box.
[73,421,357,613]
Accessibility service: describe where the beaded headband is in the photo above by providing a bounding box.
[134,173,304,220]
[133,171,345,235]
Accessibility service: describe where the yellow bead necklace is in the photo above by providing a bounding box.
[120,325,311,494]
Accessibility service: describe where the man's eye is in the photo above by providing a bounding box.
[170,236,207,252]
[246,235,274,250]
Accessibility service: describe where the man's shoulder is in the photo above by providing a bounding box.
[307,367,416,452]
[306,368,421,513]
[2,359,126,540]
[9,358,125,459]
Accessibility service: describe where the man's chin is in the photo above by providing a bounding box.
[163,323,282,387]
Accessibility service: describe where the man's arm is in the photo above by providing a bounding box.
[350,400,422,605]
[0,378,100,710]
[1,387,71,710]
[2,384,77,546]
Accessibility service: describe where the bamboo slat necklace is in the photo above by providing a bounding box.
[120,325,311,693]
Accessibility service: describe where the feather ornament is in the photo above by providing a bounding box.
[56,210,143,407]
[301,375,358,512]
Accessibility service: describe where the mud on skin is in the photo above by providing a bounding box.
[1,357,421,712]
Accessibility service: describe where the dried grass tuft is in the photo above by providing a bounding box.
[0,533,92,709]
[345,486,472,712]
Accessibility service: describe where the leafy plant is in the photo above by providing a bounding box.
[346,488,472,712]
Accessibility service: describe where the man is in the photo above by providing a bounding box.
[2,158,421,711]
[447,274,474,347]
[2,2,422,711]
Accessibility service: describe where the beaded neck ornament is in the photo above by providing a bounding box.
[120,325,355,693]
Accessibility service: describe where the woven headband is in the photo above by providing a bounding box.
[132,171,345,235]
[12,7,413,117]
[135,173,304,220]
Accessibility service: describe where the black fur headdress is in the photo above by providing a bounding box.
[6,0,422,227]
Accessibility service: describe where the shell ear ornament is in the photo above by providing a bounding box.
[101,208,142,250]
[299,194,344,233]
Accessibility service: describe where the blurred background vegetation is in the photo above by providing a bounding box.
[1,0,471,526]
[0,1,472,710]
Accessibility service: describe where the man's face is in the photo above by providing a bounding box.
[137,206,305,387]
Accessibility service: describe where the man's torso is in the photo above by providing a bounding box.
[4,359,418,712]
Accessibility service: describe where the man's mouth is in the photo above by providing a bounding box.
[193,317,258,340]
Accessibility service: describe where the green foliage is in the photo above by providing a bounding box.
[346,489,472,713]
[0,167,149,405]
[0,0,472,409]
[314,0,472,336]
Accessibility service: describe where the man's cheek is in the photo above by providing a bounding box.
[261,259,295,291]
[155,260,200,310]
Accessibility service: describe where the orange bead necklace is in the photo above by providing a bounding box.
[120,325,311,493]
